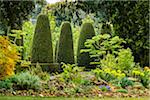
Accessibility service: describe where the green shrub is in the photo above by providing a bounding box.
[77,23,95,68]
[30,63,50,82]
[140,69,150,88]
[12,71,41,90]
[59,63,84,83]
[132,68,150,88]
[0,79,13,89]
[117,48,135,71]
[56,22,74,64]
[100,48,135,73]
[31,14,53,63]
[120,77,134,88]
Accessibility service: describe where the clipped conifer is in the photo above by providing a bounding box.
[77,23,95,67]
[56,22,74,64]
[31,14,53,63]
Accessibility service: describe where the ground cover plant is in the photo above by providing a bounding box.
[0,0,149,99]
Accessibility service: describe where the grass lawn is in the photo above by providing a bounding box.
[0,96,149,100]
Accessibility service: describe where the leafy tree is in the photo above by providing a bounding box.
[108,1,149,66]
[0,1,35,32]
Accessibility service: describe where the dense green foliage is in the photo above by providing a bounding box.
[81,34,125,64]
[31,14,53,63]
[104,1,149,66]
[77,23,95,68]
[120,77,134,88]
[11,71,41,90]
[46,1,149,66]
[0,79,13,89]
[29,63,50,82]
[0,1,35,32]
[56,22,74,64]
[0,71,41,90]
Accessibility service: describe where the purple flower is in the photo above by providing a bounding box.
[106,85,111,90]
[99,85,105,88]
[99,85,111,91]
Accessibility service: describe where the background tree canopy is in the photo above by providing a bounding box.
[0,1,35,31]
[45,0,149,67]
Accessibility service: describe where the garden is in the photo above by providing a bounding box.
[0,0,149,99]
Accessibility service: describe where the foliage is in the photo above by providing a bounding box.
[0,36,19,79]
[59,63,84,84]
[132,67,150,88]
[22,22,35,60]
[0,1,35,31]
[72,26,80,63]
[100,48,135,73]
[56,22,74,64]
[47,11,60,62]
[11,71,41,90]
[92,68,125,82]
[0,79,13,89]
[29,63,50,82]
[81,34,125,65]
[82,33,136,73]
[77,23,95,68]
[7,21,34,60]
[117,48,135,71]
[100,53,117,69]
[120,77,134,88]
[31,14,53,63]
[108,1,149,67]
[45,1,149,67]
[116,89,128,93]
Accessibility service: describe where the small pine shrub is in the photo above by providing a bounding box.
[77,23,95,68]
[0,36,19,79]
[31,14,53,63]
[56,22,74,64]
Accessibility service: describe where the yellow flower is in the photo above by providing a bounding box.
[144,67,149,71]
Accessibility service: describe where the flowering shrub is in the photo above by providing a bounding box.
[0,36,19,79]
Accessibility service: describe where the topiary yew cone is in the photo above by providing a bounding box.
[56,22,74,64]
[31,14,53,63]
[77,23,95,67]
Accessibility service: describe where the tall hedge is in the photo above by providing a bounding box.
[56,22,74,64]
[31,14,53,63]
[77,23,95,67]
